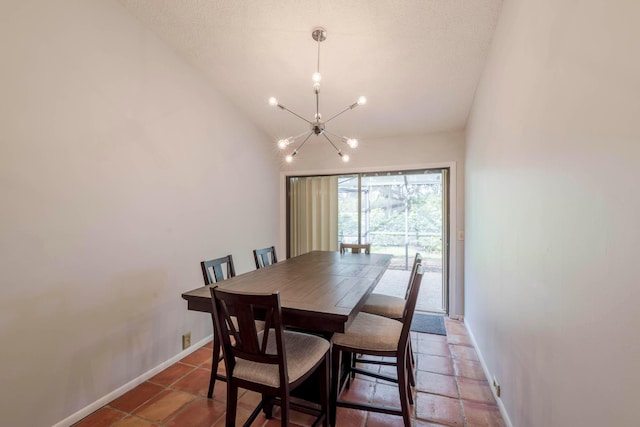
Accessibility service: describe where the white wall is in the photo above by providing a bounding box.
[280,130,466,316]
[0,1,279,425]
[465,0,640,426]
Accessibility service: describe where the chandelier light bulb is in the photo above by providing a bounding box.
[342,154,350,162]
[347,138,359,148]
[357,96,367,106]
[277,139,288,149]
[269,97,278,107]
[286,150,298,163]
[312,72,322,83]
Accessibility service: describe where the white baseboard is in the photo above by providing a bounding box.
[464,322,514,427]
[52,334,213,427]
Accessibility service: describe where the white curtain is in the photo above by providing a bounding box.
[289,176,339,256]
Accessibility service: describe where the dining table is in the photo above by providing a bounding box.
[181,250,392,335]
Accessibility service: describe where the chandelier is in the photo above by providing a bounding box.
[269,27,366,163]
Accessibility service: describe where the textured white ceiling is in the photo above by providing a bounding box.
[120,0,502,143]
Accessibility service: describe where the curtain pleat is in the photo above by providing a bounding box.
[289,176,338,256]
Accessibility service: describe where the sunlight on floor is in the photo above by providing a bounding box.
[374,269,444,313]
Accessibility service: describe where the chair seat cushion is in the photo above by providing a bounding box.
[362,293,405,320]
[332,312,403,352]
[234,330,329,388]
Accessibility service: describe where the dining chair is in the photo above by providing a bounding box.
[253,246,278,269]
[362,253,422,321]
[354,253,422,387]
[210,286,330,427]
[201,254,236,284]
[330,262,424,426]
[339,243,371,254]
[200,255,265,399]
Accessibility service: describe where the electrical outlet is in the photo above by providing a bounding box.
[492,376,501,397]
[182,332,191,350]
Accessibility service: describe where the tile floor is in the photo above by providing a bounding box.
[73,318,505,427]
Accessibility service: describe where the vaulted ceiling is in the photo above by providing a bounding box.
[121,0,502,143]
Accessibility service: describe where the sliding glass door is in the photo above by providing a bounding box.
[287,168,448,313]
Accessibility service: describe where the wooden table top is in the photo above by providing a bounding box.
[182,250,392,334]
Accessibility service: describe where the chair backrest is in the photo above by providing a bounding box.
[253,246,278,269]
[210,286,287,387]
[339,243,371,254]
[200,255,236,285]
[404,253,423,300]
[399,262,425,350]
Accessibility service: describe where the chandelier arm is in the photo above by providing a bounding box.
[323,130,346,142]
[322,133,342,154]
[293,131,314,153]
[278,104,313,124]
[324,105,354,124]
[292,130,310,140]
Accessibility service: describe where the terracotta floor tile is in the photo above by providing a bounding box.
[377,364,401,386]
[365,412,408,427]
[237,389,262,412]
[166,397,225,427]
[109,382,165,413]
[171,367,210,396]
[212,406,254,426]
[414,419,448,427]
[420,333,449,344]
[148,362,194,387]
[453,359,486,381]
[112,416,158,427]
[260,416,305,427]
[133,390,195,423]
[72,407,126,427]
[443,319,467,335]
[449,344,479,361]
[418,340,451,357]
[416,371,459,398]
[285,408,317,426]
[354,359,381,376]
[353,371,378,383]
[417,354,455,376]
[341,377,375,404]
[180,347,213,366]
[252,406,313,427]
[457,377,496,405]
[447,334,473,347]
[334,407,367,427]
[209,378,228,402]
[461,401,505,427]
[75,327,505,427]
[371,383,404,408]
[415,392,464,426]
